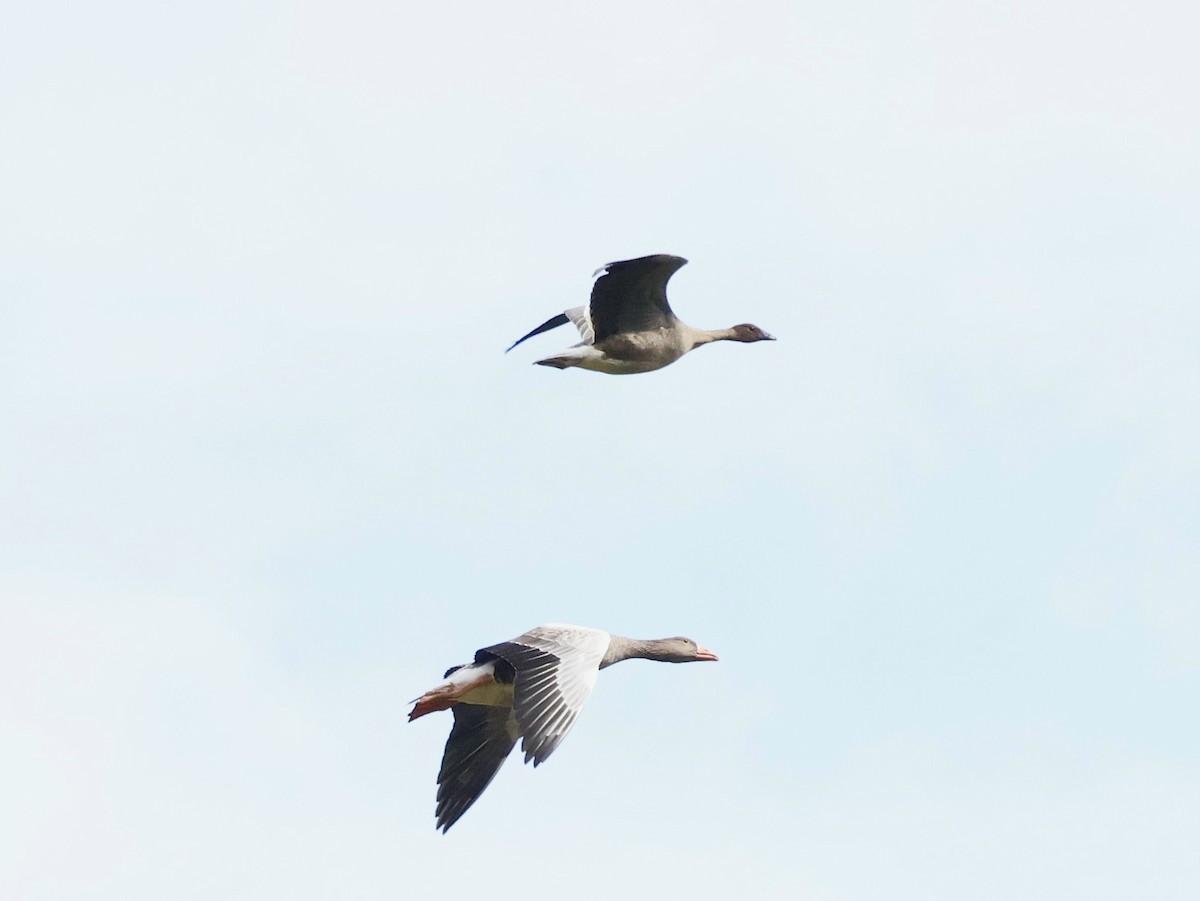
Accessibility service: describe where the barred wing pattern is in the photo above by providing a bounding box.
[481,624,610,766]
[564,305,595,344]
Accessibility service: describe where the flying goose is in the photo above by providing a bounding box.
[409,623,719,832]
[506,254,774,374]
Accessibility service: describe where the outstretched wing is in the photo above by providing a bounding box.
[505,305,594,353]
[481,624,610,766]
[435,704,519,832]
[506,312,568,353]
[588,254,687,342]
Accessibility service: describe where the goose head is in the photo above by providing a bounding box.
[653,636,720,663]
[727,323,775,343]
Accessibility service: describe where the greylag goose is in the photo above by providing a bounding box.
[506,254,774,374]
[409,623,719,832]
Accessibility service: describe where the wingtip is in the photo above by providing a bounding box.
[506,312,571,355]
[595,253,687,275]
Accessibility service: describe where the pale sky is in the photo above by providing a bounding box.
[2,2,1198,899]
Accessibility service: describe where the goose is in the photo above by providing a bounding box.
[409,623,719,832]
[506,253,774,374]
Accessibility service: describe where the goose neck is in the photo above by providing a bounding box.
[600,635,671,668]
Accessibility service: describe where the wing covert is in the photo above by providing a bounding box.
[482,625,609,766]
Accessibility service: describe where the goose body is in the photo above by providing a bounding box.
[409,623,718,832]
[507,254,774,374]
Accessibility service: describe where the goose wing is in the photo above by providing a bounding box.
[588,254,687,342]
[481,624,611,766]
[505,305,595,353]
[506,312,568,353]
[435,704,519,832]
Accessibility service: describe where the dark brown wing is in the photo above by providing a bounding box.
[588,254,687,342]
[435,704,519,832]
[505,312,569,353]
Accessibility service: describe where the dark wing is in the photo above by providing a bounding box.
[482,625,609,766]
[505,313,569,353]
[435,704,519,832]
[588,254,687,342]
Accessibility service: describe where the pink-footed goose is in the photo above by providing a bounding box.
[409,623,718,832]
[506,254,774,374]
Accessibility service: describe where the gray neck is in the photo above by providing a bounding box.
[600,635,677,669]
[684,325,740,349]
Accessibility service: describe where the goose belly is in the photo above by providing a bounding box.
[588,331,688,373]
[535,331,688,374]
[576,354,672,375]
